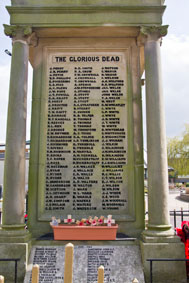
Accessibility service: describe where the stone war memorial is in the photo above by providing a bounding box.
[0,0,187,282]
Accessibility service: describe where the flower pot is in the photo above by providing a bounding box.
[52,224,118,240]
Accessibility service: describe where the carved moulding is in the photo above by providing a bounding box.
[3,24,38,46]
[139,25,169,44]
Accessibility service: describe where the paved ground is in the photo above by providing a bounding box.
[168,189,189,228]
[145,188,189,229]
[168,189,189,211]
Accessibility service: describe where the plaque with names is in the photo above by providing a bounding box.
[24,245,145,283]
[42,50,129,217]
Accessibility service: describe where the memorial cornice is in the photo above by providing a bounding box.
[6,5,166,27]
[7,6,166,13]
[4,24,38,46]
[11,0,165,6]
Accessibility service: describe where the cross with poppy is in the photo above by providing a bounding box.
[64,215,75,224]
[104,215,115,227]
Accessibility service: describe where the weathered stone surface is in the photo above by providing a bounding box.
[140,241,187,283]
[8,0,165,27]
[11,0,165,6]
[142,25,174,238]
[0,243,29,283]
[24,245,145,283]
[2,30,29,226]
[28,36,144,238]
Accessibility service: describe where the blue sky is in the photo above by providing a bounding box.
[0,0,189,144]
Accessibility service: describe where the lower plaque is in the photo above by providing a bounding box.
[24,245,145,283]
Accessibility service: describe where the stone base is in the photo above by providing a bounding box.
[142,232,181,243]
[0,228,31,282]
[142,224,175,239]
[140,240,187,283]
[0,243,30,283]
[0,226,31,243]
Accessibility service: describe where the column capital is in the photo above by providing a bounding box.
[139,25,168,42]
[3,24,38,46]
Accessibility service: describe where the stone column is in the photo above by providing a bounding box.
[141,26,174,238]
[2,25,33,230]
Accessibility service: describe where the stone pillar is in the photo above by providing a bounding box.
[141,26,174,238]
[2,25,33,230]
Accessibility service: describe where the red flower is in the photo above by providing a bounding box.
[92,220,97,226]
[98,219,103,225]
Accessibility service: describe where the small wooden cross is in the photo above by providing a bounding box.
[104,215,115,227]
[64,215,75,224]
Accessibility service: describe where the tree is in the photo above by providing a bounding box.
[167,124,189,176]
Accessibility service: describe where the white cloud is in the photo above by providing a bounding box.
[142,34,189,148]
[161,34,189,138]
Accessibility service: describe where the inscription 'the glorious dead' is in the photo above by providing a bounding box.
[45,52,127,213]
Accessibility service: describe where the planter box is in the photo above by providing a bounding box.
[52,224,118,240]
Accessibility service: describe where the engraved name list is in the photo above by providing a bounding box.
[45,52,127,214]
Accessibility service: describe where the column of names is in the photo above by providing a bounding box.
[45,66,72,210]
[73,66,100,210]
